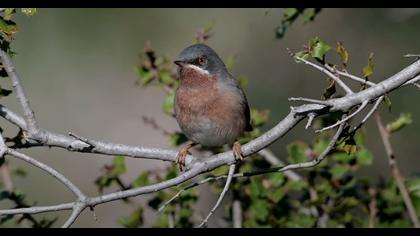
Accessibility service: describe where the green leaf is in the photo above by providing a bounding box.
[310,37,331,60]
[225,55,236,71]
[162,93,175,115]
[330,165,350,179]
[159,71,176,86]
[384,95,392,111]
[94,175,113,192]
[132,172,149,188]
[169,132,188,147]
[386,113,412,133]
[136,67,154,85]
[332,152,352,163]
[287,142,309,163]
[283,8,298,20]
[362,52,374,78]
[275,25,287,39]
[112,156,126,175]
[336,42,349,67]
[21,8,37,16]
[356,149,373,166]
[293,50,309,63]
[0,19,17,35]
[238,76,248,88]
[270,188,285,202]
[12,167,27,177]
[118,207,144,228]
[406,178,420,198]
[322,79,336,99]
[287,179,308,191]
[354,130,365,146]
[250,199,269,222]
[4,9,15,21]
[301,8,322,24]
[251,109,270,127]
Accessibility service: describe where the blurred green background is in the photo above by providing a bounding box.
[1,8,420,227]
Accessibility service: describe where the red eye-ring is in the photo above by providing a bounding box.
[198,56,207,65]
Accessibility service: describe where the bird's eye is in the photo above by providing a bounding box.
[198,56,207,65]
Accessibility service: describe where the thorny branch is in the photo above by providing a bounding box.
[0,48,419,227]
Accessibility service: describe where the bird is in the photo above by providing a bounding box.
[173,43,252,171]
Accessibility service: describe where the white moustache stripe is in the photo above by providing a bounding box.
[186,64,210,75]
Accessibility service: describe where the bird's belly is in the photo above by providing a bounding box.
[180,114,242,147]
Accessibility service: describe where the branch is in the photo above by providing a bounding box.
[0,48,419,227]
[197,164,236,228]
[375,113,420,228]
[0,50,40,135]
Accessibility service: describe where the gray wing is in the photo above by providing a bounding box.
[225,73,253,132]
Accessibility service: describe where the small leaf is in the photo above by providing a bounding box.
[251,109,270,127]
[270,188,285,202]
[310,37,331,60]
[4,9,15,21]
[250,199,269,222]
[301,8,322,24]
[12,168,27,177]
[336,42,349,67]
[162,93,175,115]
[225,55,236,71]
[384,95,392,111]
[169,132,188,147]
[362,52,374,78]
[356,149,373,166]
[21,8,37,16]
[283,8,298,20]
[159,71,176,86]
[275,25,287,39]
[238,76,248,88]
[386,113,412,133]
[118,207,144,228]
[287,142,309,163]
[287,179,308,191]
[112,156,126,175]
[132,173,149,188]
[294,50,309,63]
[136,67,154,86]
[330,165,350,179]
[406,178,420,198]
[322,79,336,99]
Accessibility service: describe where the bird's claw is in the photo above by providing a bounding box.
[233,142,244,162]
[176,149,188,171]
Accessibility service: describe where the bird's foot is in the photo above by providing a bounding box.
[233,141,244,162]
[176,142,196,171]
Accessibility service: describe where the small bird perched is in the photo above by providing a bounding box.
[173,44,252,171]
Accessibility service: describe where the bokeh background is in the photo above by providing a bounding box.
[1,8,420,227]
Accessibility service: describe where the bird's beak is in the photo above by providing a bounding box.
[174,60,186,67]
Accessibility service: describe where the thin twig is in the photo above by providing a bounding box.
[62,202,86,228]
[257,149,301,181]
[294,56,354,95]
[0,51,39,135]
[375,113,420,228]
[316,101,368,133]
[368,188,378,228]
[197,164,236,228]
[232,200,242,228]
